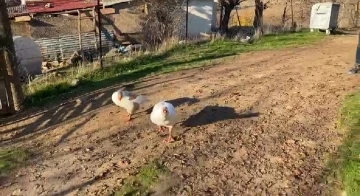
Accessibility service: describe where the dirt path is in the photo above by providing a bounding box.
[1,35,359,196]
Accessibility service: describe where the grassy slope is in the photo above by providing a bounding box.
[336,91,360,196]
[114,161,169,196]
[0,148,29,176]
[25,31,324,106]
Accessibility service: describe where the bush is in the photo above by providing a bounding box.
[140,0,186,47]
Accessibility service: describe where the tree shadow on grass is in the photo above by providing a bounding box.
[25,46,237,107]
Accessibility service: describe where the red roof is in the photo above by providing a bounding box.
[26,0,101,14]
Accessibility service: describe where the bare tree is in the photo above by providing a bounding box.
[218,0,243,33]
[140,0,185,46]
[253,0,269,38]
[282,0,289,26]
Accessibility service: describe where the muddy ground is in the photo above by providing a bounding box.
[0,34,359,196]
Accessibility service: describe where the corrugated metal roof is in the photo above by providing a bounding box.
[7,0,134,17]
[102,0,132,6]
[26,0,100,14]
[5,0,21,7]
[35,30,115,61]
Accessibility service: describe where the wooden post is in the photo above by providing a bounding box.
[92,7,98,50]
[185,0,189,43]
[0,0,24,112]
[219,5,223,30]
[96,0,103,68]
[290,0,294,30]
[78,10,82,51]
[0,49,14,113]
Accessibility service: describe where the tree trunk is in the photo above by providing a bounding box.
[220,5,234,33]
[0,1,24,112]
[253,0,264,39]
[282,1,289,26]
[290,0,295,31]
[219,5,223,30]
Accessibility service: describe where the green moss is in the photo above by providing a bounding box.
[0,148,29,176]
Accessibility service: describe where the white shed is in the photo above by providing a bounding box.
[13,36,42,77]
[184,0,218,37]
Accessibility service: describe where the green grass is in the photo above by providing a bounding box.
[333,91,360,196]
[0,148,29,176]
[114,160,169,196]
[25,31,324,107]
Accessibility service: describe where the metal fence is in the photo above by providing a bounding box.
[34,30,115,62]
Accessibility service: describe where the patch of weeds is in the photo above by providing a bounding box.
[0,148,29,176]
[329,91,360,196]
[114,160,170,196]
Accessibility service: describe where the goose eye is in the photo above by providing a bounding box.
[162,107,168,114]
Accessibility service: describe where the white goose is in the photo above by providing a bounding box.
[150,101,178,143]
[112,89,150,121]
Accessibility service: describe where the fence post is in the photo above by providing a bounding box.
[78,10,82,51]
[186,0,189,43]
[96,0,103,68]
[0,49,14,114]
[92,7,98,50]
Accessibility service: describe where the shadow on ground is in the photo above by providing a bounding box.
[143,97,201,115]
[0,74,196,146]
[182,105,260,127]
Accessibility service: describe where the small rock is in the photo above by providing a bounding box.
[64,147,72,152]
[285,139,295,144]
[102,184,108,190]
[85,147,94,152]
[35,173,41,178]
[117,159,131,167]
[15,173,22,178]
[116,178,123,184]
[184,185,192,192]
[71,79,80,87]
[81,165,88,170]
[75,98,82,104]
[12,189,22,196]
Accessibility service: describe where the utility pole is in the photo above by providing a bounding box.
[0,0,24,112]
